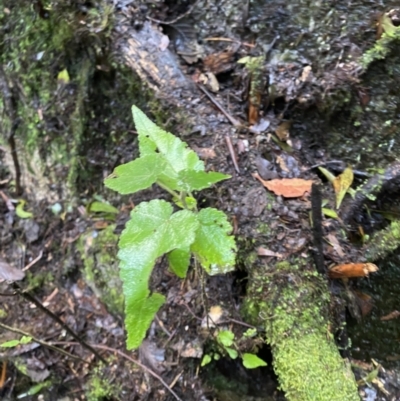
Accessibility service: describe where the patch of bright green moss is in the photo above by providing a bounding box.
[243,256,359,400]
[85,362,120,401]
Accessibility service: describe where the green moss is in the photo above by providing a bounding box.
[242,256,359,400]
[85,362,120,401]
[361,28,400,69]
[274,334,358,401]
[365,220,400,261]
[77,225,124,315]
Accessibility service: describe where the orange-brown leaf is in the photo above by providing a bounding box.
[328,263,378,279]
[253,172,313,198]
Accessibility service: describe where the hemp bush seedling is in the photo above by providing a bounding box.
[104,106,237,349]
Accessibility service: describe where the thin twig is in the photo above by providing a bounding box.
[204,37,255,48]
[12,284,106,363]
[51,342,184,401]
[224,135,240,174]
[197,84,242,128]
[0,322,86,363]
[146,0,201,25]
[22,250,43,272]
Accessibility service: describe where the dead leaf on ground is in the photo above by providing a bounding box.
[203,50,236,74]
[328,262,378,279]
[333,166,354,209]
[192,146,216,159]
[326,233,345,258]
[253,172,313,198]
[0,257,25,282]
[257,247,283,258]
[353,290,373,317]
[276,155,289,173]
[275,121,291,142]
[380,310,400,321]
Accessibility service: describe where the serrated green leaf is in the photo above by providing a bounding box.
[191,208,236,275]
[242,353,267,369]
[89,201,119,214]
[132,106,218,192]
[217,330,235,347]
[168,247,191,278]
[118,199,199,349]
[225,347,238,359]
[177,170,230,191]
[133,105,204,171]
[104,154,166,195]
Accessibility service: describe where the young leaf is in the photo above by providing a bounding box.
[16,200,33,219]
[89,201,119,214]
[333,166,354,209]
[201,354,212,367]
[167,247,191,278]
[132,105,204,172]
[225,347,238,359]
[177,170,230,191]
[191,208,236,275]
[217,330,235,347]
[119,199,199,349]
[104,154,166,194]
[242,353,267,369]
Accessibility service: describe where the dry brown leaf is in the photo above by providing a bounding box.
[203,51,236,75]
[192,146,217,159]
[257,247,283,258]
[276,155,289,173]
[248,96,260,125]
[380,310,400,321]
[353,290,373,317]
[275,121,291,141]
[328,262,378,279]
[0,257,25,282]
[326,233,345,258]
[253,172,313,198]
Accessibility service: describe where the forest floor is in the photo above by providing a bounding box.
[1,1,400,400]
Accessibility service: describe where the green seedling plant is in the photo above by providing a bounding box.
[104,106,237,350]
[201,329,267,369]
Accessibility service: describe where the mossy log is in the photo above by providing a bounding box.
[243,260,359,401]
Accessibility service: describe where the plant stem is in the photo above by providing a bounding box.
[0,322,86,363]
[156,180,180,199]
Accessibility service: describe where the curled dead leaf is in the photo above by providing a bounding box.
[253,172,313,198]
[328,262,378,279]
